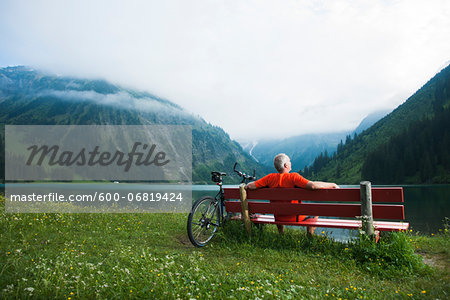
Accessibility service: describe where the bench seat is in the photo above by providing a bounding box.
[249,214,409,231]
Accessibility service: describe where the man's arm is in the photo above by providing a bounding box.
[306,181,339,190]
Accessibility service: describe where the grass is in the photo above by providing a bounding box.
[1,194,449,299]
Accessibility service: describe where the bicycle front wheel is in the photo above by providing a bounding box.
[187,196,220,247]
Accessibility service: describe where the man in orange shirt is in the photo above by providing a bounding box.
[246,153,339,235]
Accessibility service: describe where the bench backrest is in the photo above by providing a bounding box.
[224,187,405,220]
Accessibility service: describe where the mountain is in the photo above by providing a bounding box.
[353,110,391,135]
[0,66,264,184]
[240,133,347,172]
[238,110,389,172]
[303,64,450,184]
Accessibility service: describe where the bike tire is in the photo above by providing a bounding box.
[187,196,220,247]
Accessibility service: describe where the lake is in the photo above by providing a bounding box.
[1,183,448,237]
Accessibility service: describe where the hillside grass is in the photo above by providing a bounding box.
[1,194,449,299]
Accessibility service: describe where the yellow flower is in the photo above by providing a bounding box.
[421,290,426,294]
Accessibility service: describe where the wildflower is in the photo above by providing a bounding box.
[421,290,426,294]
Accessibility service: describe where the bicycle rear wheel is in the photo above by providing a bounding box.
[187,196,220,247]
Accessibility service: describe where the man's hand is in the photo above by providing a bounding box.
[246,182,257,190]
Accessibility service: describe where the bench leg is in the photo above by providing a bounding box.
[277,224,285,234]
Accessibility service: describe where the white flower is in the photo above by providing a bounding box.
[24,287,34,292]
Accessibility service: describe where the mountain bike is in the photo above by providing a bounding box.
[187,163,256,247]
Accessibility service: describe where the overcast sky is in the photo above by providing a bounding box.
[1,0,449,140]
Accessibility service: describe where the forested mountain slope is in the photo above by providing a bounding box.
[303,64,450,184]
[0,66,264,183]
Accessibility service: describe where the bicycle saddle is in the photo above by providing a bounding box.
[211,171,226,176]
[211,171,226,183]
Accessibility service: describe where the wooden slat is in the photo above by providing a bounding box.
[250,215,409,231]
[373,188,404,203]
[224,201,405,220]
[223,187,403,203]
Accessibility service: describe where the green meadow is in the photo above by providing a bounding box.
[1,194,448,299]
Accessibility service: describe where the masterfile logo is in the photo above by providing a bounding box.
[5,125,192,181]
[25,142,170,172]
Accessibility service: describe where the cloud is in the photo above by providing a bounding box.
[37,89,188,117]
[1,0,449,140]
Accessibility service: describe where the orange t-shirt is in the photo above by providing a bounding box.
[254,172,310,222]
[254,172,310,189]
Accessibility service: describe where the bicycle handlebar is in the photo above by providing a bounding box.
[233,162,256,183]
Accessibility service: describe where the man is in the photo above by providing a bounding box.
[246,153,339,235]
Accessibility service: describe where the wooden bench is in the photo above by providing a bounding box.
[224,182,409,238]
